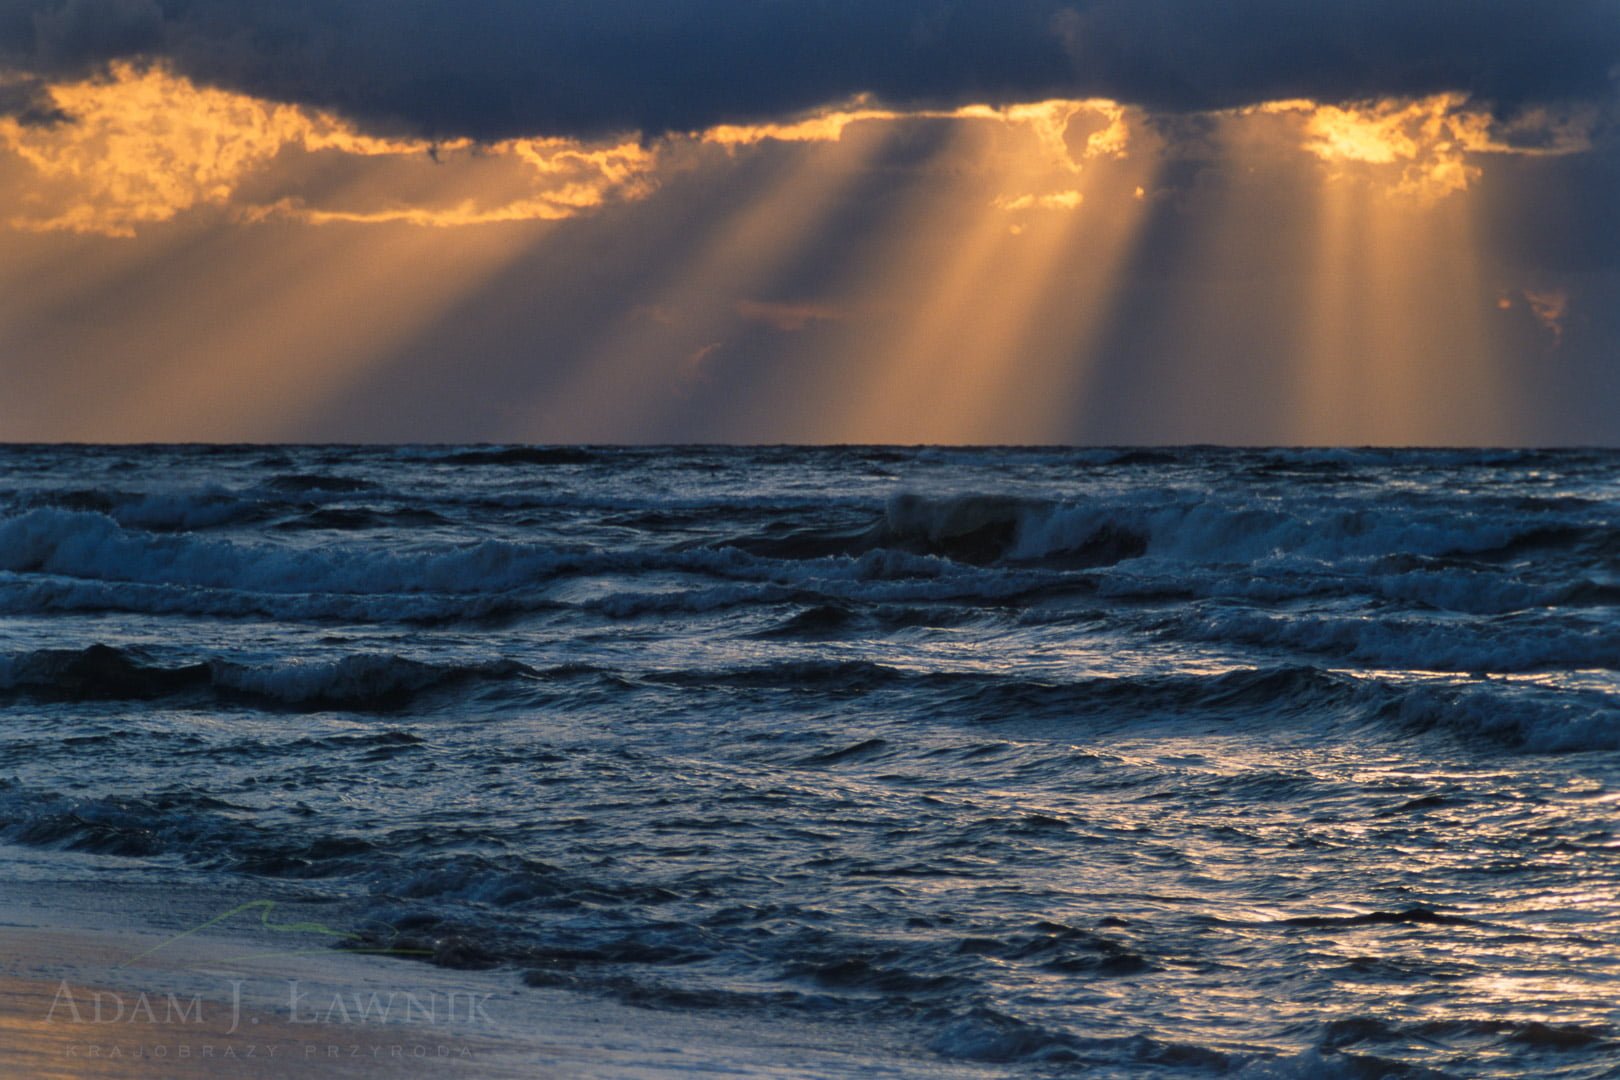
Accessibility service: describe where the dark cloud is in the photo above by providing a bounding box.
[0,72,66,123]
[0,1,1616,140]
[27,0,162,67]
[1054,1,1620,115]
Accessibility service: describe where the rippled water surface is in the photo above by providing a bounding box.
[2,445,1618,1076]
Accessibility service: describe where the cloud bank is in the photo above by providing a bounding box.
[0,1,1616,139]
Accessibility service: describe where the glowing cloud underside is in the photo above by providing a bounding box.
[0,63,655,235]
[1259,93,1593,200]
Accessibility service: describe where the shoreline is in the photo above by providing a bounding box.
[0,889,546,1079]
[0,973,501,1080]
[0,863,983,1079]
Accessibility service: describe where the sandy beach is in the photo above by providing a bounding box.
[0,876,553,1080]
[0,863,986,1079]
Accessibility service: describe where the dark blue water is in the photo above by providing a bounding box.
[2,445,1618,1077]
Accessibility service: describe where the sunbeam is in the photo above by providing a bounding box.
[792,102,1156,444]
[0,56,1609,444]
[535,122,890,440]
[1293,103,1508,444]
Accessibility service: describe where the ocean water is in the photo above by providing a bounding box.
[2,444,1618,1077]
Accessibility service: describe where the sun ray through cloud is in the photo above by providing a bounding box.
[792,101,1152,444]
[535,123,892,440]
[2,12,1620,1078]
[1291,101,1512,443]
[0,25,1610,445]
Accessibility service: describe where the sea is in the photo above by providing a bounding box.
[1,444,1617,1078]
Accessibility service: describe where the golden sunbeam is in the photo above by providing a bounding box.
[0,221,230,436]
[535,125,890,439]
[1297,167,1364,442]
[929,205,1090,444]
[0,63,1600,444]
[1426,194,1507,440]
[0,221,197,338]
[826,120,1040,442]
[1296,140,1506,443]
[997,148,1160,442]
[803,101,1148,443]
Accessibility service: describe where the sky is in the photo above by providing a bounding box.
[0,1,1617,444]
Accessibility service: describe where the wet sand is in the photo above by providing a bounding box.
[0,871,972,1079]
[0,922,543,1079]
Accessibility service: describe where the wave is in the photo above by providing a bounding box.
[0,784,390,878]
[1182,607,1620,674]
[1009,493,1599,567]
[1276,907,1479,929]
[1384,679,1620,753]
[881,493,1149,567]
[265,472,377,494]
[717,488,1606,599]
[724,493,1148,567]
[0,789,245,859]
[271,506,453,531]
[754,602,984,639]
[15,486,272,532]
[646,658,912,692]
[635,661,1371,729]
[0,645,539,710]
[931,1006,1229,1067]
[436,446,600,466]
[0,507,1073,620]
[1316,1014,1614,1059]
[52,646,1607,753]
[0,574,560,623]
[0,507,572,595]
[2,474,1607,626]
[11,480,458,535]
[634,660,1620,752]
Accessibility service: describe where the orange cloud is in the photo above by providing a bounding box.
[1524,289,1570,345]
[679,341,725,387]
[993,190,1084,212]
[702,97,1130,174]
[1257,94,1595,201]
[1297,95,1482,199]
[701,101,900,147]
[0,61,659,235]
[0,64,1139,238]
[2,62,313,235]
[3,58,1591,244]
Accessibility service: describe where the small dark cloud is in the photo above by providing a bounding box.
[0,72,66,124]
[0,1,1616,140]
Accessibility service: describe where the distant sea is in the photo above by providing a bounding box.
[2,444,1618,1077]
